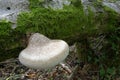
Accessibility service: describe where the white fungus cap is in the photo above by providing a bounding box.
[19,33,69,69]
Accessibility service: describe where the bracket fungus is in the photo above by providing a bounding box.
[19,33,69,69]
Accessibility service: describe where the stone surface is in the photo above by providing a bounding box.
[81,0,120,14]
[102,1,120,14]
[43,0,71,10]
[0,0,29,28]
[81,0,104,13]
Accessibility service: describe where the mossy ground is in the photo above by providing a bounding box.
[0,0,120,79]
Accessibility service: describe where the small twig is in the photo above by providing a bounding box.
[60,63,72,74]
[67,65,79,80]
[11,65,19,74]
[0,58,18,64]
[93,35,105,50]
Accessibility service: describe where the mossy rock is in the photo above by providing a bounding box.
[0,1,119,62]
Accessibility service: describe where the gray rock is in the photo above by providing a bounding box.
[0,0,29,28]
[43,0,71,10]
[81,0,103,13]
[81,0,120,14]
[103,1,120,13]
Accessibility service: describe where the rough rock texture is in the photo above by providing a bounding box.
[81,0,99,13]
[43,0,71,10]
[0,0,29,28]
[102,0,120,14]
[81,0,120,14]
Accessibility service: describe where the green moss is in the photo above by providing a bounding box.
[0,47,23,61]
[0,0,120,79]
[0,21,12,50]
[29,0,44,9]
[0,21,23,61]
[0,20,11,36]
[17,7,86,39]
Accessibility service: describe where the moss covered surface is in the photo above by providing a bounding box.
[0,1,120,78]
[0,0,119,60]
[0,21,24,61]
